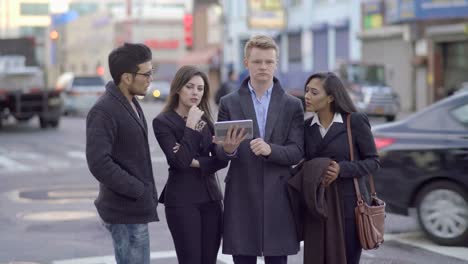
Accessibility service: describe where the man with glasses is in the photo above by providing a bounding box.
[86,43,158,264]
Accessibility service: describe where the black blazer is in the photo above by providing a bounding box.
[153,110,227,206]
[304,112,380,218]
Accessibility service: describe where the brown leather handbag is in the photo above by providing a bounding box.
[346,114,386,250]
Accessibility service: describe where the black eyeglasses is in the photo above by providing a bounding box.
[133,69,155,78]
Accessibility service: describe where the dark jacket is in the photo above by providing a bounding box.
[288,158,347,264]
[216,77,304,256]
[86,81,159,224]
[305,112,380,218]
[153,110,227,206]
[305,112,381,263]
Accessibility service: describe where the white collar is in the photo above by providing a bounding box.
[310,112,343,127]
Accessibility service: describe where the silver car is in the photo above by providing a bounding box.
[337,62,401,122]
[349,85,400,122]
[56,73,105,115]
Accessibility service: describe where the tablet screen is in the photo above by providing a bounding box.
[214,119,253,141]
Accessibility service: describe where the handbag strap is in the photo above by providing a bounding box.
[346,114,377,203]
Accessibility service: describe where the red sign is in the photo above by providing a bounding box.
[144,39,180,49]
[184,14,193,48]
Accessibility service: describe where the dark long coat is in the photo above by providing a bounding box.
[304,112,381,264]
[288,158,347,264]
[216,77,304,256]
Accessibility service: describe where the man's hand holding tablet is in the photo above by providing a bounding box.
[214,120,253,154]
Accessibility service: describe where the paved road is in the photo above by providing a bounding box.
[0,101,466,264]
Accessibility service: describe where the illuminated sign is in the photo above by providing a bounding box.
[386,0,468,23]
[248,0,286,30]
[184,14,193,48]
[144,39,180,49]
[362,0,384,29]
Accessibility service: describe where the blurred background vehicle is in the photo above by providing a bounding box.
[56,73,105,115]
[337,62,400,122]
[278,62,401,122]
[454,82,468,95]
[373,91,468,246]
[0,37,62,129]
[142,80,171,102]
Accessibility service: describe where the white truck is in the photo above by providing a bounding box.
[0,40,62,129]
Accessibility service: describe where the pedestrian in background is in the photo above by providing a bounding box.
[86,43,159,264]
[216,35,304,264]
[303,72,381,264]
[153,65,228,264]
[215,69,238,105]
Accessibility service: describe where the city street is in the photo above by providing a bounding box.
[0,101,467,264]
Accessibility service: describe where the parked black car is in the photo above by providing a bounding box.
[372,91,468,246]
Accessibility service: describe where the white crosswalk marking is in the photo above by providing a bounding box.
[52,250,239,264]
[0,156,32,172]
[67,151,87,160]
[0,149,167,175]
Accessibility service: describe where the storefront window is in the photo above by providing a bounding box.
[20,3,49,16]
[19,27,46,43]
[69,3,99,16]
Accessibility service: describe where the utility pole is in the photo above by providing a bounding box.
[125,0,133,43]
[126,0,132,17]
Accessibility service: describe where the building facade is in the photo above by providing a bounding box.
[222,0,362,92]
[46,0,193,86]
[361,0,468,110]
[0,0,52,66]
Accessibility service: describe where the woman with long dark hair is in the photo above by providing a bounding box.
[303,72,381,263]
[153,65,227,264]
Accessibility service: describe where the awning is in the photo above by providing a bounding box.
[177,47,220,67]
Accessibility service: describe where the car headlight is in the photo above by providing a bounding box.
[152,89,161,98]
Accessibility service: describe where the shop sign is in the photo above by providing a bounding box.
[386,0,468,23]
[362,0,384,29]
[247,0,286,30]
[144,39,180,49]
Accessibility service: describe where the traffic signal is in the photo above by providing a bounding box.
[184,14,193,48]
[96,66,105,76]
[50,30,59,40]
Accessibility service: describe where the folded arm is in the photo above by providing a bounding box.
[153,117,202,169]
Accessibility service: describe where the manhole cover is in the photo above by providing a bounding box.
[19,210,96,221]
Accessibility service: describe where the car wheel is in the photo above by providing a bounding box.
[385,115,396,122]
[39,117,48,129]
[416,181,468,246]
[49,119,60,128]
[15,115,34,122]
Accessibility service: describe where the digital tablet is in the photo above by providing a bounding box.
[214,119,253,141]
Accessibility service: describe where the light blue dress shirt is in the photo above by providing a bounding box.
[248,81,273,139]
